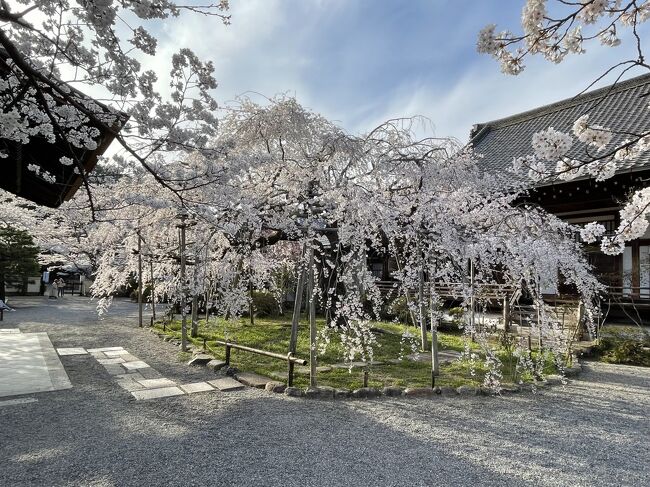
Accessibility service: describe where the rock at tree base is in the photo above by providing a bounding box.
[382,386,404,397]
[499,384,521,393]
[284,387,304,397]
[439,386,457,395]
[265,381,286,393]
[305,386,335,399]
[351,387,380,398]
[335,389,351,399]
[235,372,272,389]
[187,354,213,366]
[456,385,479,396]
[404,387,435,397]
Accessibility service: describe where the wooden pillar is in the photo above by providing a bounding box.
[503,296,510,332]
[632,242,640,297]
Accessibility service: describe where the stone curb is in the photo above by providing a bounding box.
[150,327,584,401]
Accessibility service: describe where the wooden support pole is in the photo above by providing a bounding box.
[430,286,440,383]
[308,244,317,387]
[503,296,510,332]
[137,232,143,328]
[225,344,231,365]
[289,244,307,355]
[179,214,188,352]
[470,258,476,341]
[150,261,156,321]
[288,356,295,387]
[418,264,428,351]
[191,294,199,338]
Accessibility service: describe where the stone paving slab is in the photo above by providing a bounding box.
[180,382,214,394]
[103,364,126,375]
[115,372,145,381]
[116,378,146,392]
[136,367,163,380]
[103,349,131,357]
[97,358,125,365]
[118,353,141,362]
[208,377,245,391]
[136,378,177,389]
[235,372,272,389]
[0,397,38,407]
[87,347,125,353]
[122,360,150,370]
[131,386,185,401]
[0,332,72,397]
[56,347,88,356]
[0,329,21,334]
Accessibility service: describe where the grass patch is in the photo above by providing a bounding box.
[593,327,650,367]
[154,316,555,389]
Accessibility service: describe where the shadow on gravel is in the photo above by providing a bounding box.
[0,390,522,487]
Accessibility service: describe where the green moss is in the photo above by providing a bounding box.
[153,317,554,389]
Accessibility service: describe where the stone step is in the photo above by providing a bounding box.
[234,372,273,389]
[179,382,214,394]
[207,359,227,371]
[187,354,213,366]
[208,377,245,392]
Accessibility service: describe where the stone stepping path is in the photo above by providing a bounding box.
[208,377,245,391]
[63,345,233,401]
[56,347,88,356]
[234,372,272,389]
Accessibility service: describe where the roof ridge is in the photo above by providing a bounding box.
[475,72,650,131]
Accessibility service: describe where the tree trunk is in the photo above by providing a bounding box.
[179,219,188,352]
[418,265,428,351]
[0,273,5,302]
[137,233,143,328]
[191,294,199,338]
[150,261,156,321]
[430,287,440,382]
[289,248,307,355]
[249,279,255,326]
[308,245,317,387]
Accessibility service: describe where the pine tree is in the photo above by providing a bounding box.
[0,227,40,302]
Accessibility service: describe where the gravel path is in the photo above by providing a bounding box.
[1,296,649,487]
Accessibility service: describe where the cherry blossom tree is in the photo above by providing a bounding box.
[0,0,230,214]
[1,80,603,391]
[477,0,650,255]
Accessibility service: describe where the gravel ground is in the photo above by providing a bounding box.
[1,296,649,487]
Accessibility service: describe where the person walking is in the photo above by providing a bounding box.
[50,279,58,299]
[56,278,65,297]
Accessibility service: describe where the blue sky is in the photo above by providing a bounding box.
[149,0,650,142]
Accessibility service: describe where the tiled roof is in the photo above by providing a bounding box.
[470,73,650,186]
